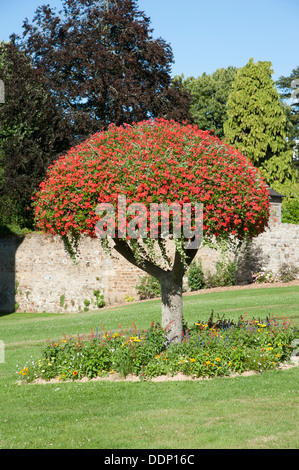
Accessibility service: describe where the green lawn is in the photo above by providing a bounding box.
[0,285,299,449]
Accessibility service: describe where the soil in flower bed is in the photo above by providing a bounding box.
[21,362,298,385]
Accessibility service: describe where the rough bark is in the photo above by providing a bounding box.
[160,272,183,343]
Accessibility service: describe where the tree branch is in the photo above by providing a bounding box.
[113,238,166,280]
[171,244,199,284]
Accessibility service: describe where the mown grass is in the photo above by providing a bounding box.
[0,285,299,449]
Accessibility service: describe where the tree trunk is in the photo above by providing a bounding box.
[160,272,183,343]
[112,238,198,343]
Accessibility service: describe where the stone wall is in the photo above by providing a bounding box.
[0,233,143,313]
[0,222,298,313]
[250,223,299,273]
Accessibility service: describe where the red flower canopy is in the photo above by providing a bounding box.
[33,119,269,244]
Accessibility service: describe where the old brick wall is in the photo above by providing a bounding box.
[0,223,298,313]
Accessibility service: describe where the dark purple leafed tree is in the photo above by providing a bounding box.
[17,0,192,143]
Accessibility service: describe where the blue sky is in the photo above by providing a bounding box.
[0,0,298,80]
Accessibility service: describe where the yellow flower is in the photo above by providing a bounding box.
[19,367,29,376]
[195,322,208,329]
[190,358,196,362]
[130,336,140,342]
[266,347,273,351]
[275,353,280,357]
[206,360,211,365]
[216,357,221,362]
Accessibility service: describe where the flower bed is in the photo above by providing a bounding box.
[18,314,298,383]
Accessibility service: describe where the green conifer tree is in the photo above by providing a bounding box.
[224,58,298,199]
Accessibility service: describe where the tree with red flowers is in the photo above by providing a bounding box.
[33,119,270,342]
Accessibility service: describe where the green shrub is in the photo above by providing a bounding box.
[93,290,105,309]
[281,198,299,224]
[136,275,161,300]
[187,260,205,291]
[205,258,238,288]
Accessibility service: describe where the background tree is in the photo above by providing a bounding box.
[276,66,299,170]
[175,66,237,138]
[224,58,298,199]
[17,0,192,145]
[33,119,270,342]
[0,41,70,229]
